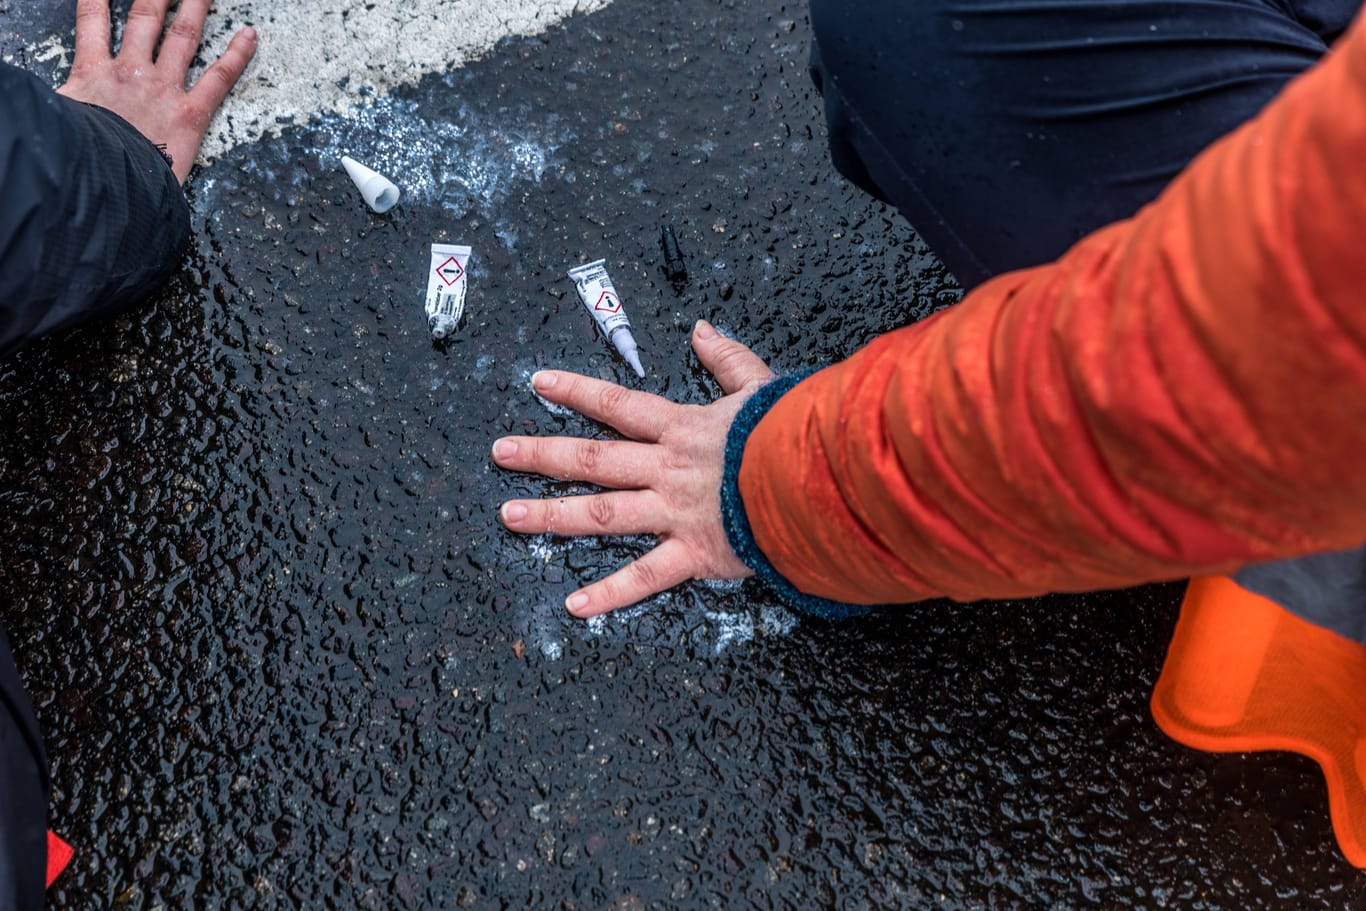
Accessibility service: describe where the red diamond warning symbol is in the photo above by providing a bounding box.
[594,290,622,313]
[435,256,464,287]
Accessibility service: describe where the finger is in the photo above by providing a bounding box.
[499,490,663,538]
[156,0,210,74]
[565,539,694,617]
[186,26,257,113]
[119,0,172,61]
[492,435,657,488]
[692,320,776,395]
[71,0,112,65]
[531,370,672,442]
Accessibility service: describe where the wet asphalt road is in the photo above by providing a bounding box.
[3,1,1366,908]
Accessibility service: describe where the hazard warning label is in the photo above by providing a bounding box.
[594,290,622,313]
[435,256,465,286]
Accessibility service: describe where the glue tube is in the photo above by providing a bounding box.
[567,260,646,378]
[425,244,471,340]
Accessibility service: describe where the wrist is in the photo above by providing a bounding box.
[719,372,879,620]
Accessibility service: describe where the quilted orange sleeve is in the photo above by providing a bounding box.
[733,14,1366,605]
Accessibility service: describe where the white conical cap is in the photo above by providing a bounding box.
[341,155,401,213]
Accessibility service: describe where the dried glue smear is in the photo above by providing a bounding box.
[567,260,645,378]
[425,244,471,339]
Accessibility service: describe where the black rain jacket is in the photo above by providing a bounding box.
[0,61,190,357]
[0,60,190,910]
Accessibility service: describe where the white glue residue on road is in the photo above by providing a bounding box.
[310,94,568,212]
[508,386,803,659]
[198,93,572,228]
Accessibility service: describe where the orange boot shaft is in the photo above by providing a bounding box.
[1152,576,1366,867]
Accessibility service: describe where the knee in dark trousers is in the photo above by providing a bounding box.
[0,628,48,911]
[808,0,1359,288]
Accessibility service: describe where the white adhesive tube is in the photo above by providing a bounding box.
[425,244,471,339]
[567,260,645,378]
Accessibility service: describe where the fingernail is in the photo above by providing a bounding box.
[242,27,258,41]
[501,502,528,523]
[492,439,518,461]
[566,592,590,614]
[694,319,717,340]
[532,371,557,390]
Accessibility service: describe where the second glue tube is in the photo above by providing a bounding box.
[567,259,645,378]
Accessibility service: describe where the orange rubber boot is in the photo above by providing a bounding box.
[1151,576,1366,867]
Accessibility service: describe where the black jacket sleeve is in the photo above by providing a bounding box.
[0,62,191,358]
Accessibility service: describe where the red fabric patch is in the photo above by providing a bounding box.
[45,831,73,887]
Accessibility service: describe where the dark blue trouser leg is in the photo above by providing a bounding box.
[810,0,1359,288]
[1236,549,1366,644]
[809,0,1366,643]
[0,627,48,911]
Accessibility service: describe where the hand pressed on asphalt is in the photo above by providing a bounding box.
[493,320,776,618]
[57,0,258,185]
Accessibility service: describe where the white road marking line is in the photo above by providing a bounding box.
[19,0,614,161]
[196,0,613,158]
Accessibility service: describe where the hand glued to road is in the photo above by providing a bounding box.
[493,321,776,618]
[57,0,258,185]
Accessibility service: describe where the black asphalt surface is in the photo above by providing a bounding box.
[2,1,1364,907]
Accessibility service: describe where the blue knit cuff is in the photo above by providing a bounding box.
[720,373,880,621]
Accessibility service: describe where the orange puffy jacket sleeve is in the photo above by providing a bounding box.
[720,13,1366,614]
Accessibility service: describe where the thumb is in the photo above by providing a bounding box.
[692,320,776,395]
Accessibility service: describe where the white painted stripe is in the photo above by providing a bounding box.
[194,0,613,158]
[19,0,612,160]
